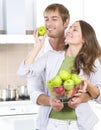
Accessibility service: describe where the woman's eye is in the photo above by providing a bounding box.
[73,29,77,31]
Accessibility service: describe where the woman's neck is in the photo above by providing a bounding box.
[66,45,82,57]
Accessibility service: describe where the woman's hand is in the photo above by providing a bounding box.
[67,92,83,109]
[67,79,91,109]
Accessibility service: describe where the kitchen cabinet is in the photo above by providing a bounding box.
[0,0,101,45]
[4,0,26,34]
[0,114,38,130]
[1,0,83,34]
[0,0,84,44]
[0,0,3,32]
[83,0,101,46]
[0,0,35,34]
[35,0,84,27]
[89,101,101,130]
[0,101,39,130]
[93,103,101,130]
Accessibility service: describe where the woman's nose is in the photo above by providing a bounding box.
[65,31,70,36]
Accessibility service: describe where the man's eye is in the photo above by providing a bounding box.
[44,19,48,21]
[53,18,58,21]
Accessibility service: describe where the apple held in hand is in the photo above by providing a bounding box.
[63,79,74,90]
[54,86,65,96]
[71,74,81,85]
[38,26,47,36]
[59,70,71,81]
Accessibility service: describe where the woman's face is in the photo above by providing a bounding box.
[65,21,84,46]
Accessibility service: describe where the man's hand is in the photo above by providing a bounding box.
[49,97,64,112]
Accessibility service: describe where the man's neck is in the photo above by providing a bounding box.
[49,38,65,51]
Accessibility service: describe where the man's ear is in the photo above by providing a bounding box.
[64,19,70,29]
[82,38,85,44]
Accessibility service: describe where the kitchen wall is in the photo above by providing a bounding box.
[0,44,33,88]
[0,0,101,89]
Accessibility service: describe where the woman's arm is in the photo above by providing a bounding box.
[84,79,100,99]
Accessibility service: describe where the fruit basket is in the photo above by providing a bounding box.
[47,70,81,103]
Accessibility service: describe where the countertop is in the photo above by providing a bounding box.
[0,100,40,116]
[0,34,35,44]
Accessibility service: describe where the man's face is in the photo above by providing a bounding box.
[44,10,68,38]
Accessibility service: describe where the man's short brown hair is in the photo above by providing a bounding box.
[44,3,70,23]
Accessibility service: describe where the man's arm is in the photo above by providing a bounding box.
[24,31,46,66]
[17,32,46,77]
[37,94,64,112]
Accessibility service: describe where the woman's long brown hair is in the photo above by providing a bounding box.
[73,20,101,76]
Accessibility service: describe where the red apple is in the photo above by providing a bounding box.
[54,86,65,96]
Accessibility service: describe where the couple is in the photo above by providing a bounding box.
[18,3,101,130]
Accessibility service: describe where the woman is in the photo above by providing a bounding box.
[27,20,101,130]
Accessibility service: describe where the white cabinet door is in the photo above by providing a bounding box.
[35,0,84,27]
[83,0,101,46]
[0,114,38,130]
[4,0,26,34]
[94,108,101,129]
[89,102,101,130]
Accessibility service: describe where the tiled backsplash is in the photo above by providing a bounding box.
[0,44,33,88]
[0,44,101,89]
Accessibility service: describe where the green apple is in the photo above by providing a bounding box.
[46,80,54,90]
[63,79,74,90]
[47,79,52,87]
[59,70,71,80]
[50,75,62,87]
[38,26,47,36]
[71,74,81,85]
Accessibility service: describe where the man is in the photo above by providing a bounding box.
[18,3,91,130]
[18,3,70,76]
